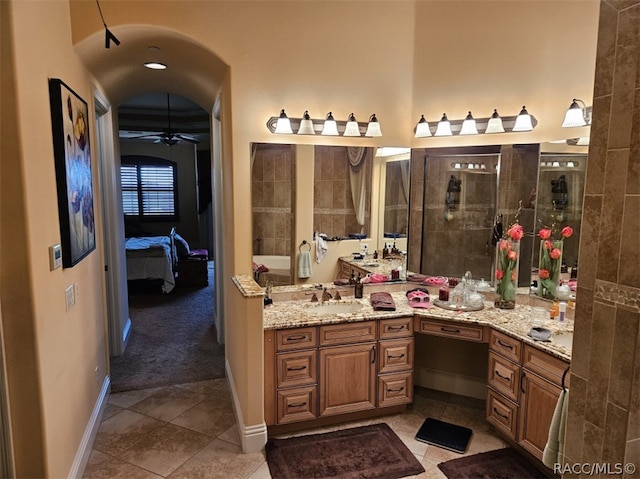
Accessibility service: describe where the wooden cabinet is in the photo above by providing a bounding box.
[338,259,368,281]
[416,317,486,342]
[518,345,569,460]
[265,316,414,427]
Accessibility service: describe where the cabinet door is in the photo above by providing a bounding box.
[518,370,562,460]
[378,338,414,374]
[319,343,376,416]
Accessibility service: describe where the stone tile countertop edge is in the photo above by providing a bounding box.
[233,275,265,298]
[262,291,572,362]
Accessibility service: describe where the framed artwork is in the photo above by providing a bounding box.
[49,78,96,267]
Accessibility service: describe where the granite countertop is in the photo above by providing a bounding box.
[338,256,412,277]
[262,291,573,362]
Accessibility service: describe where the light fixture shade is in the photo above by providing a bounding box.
[274,109,293,134]
[343,113,361,137]
[485,109,505,133]
[297,110,315,135]
[434,113,452,136]
[365,114,382,137]
[415,115,432,138]
[459,111,478,135]
[576,136,590,146]
[321,112,339,136]
[562,99,587,127]
[512,106,533,132]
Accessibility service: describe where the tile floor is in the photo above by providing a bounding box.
[84,379,508,478]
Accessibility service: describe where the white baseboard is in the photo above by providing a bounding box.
[68,375,110,479]
[414,366,487,400]
[225,359,267,453]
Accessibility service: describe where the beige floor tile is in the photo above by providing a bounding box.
[85,450,112,467]
[93,410,166,456]
[102,403,123,422]
[167,438,266,479]
[218,424,241,446]
[109,387,165,409]
[246,461,271,479]
[83,455,164,479]
[171,398,236,437]
[118,423,212,476]
[129,385,209,422]
[176,378,231,400]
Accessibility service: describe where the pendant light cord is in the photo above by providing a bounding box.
[96,0,107,28]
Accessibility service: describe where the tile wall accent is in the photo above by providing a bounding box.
[251,144,294,258]
[313,146,372,238]
[565,1,640,476]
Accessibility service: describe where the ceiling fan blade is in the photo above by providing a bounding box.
[176,134,200,144]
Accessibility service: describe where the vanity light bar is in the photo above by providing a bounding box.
[414,107,538,138]
[267,110,382,137]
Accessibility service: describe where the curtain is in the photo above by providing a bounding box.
[348,147,367,228]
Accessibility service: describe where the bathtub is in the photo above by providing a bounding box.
[253,255,291,275]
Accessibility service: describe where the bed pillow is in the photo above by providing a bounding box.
[174,233,191,258]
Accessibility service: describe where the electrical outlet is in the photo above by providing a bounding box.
[65,285,75,311]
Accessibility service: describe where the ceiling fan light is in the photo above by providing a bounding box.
[485,109,505,133]
[274,109,293,134]
[321,112,339,136]
[343,113,361,137]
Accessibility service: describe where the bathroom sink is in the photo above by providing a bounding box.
[552,332,574,351]
[305,302,364,315]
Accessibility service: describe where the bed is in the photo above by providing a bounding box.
[125,228,177,293]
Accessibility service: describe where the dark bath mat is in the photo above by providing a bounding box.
[437,447,548,478]
[265,423,425,479]
[415,417,473,453]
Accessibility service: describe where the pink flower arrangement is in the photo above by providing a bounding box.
[494,223,523,307]
[537,225,573,299]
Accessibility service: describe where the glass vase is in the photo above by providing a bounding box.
[537,240,563,300]
[494,239,519,309]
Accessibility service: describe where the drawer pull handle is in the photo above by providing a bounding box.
[497,339,514,350]
[287,366,307,371]
[495,370,511,383]
[387,387,404,393]
[520,371,526,393]
[441,327,460,334]
[286,335,307,342]
[371,345,377,364]
[493,407,510,421]
[388,354,405,360]
[387,325,407,331]
[288,402,307,408]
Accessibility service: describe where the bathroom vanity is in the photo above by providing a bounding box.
[263,287,571,465]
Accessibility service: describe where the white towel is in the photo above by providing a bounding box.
[315,236,328,264]
[542,388,568,468]
[298,251,312,278]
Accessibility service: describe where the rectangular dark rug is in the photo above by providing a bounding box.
[437,448,548,479]
[415,417,472,453]
[265,423,425,479]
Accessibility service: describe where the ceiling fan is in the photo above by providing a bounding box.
[123,93,200,146]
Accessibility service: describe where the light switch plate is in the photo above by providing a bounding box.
[50,244,62,270]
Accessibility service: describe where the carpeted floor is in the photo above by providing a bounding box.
[110,261,225,393]
[265,423,425,479]
[437,447,548,479]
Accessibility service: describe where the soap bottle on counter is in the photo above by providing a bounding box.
[349,270,356,285]
[354,273,364,298]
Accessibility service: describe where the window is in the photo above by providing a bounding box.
[121,156,178,220]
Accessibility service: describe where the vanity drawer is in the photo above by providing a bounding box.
[378,338,414,374]
[522,345,570,386]
[378,371,413,408]
[486,387,518,440]
[488,351,520,402]
[417,318,485,343]
[277,386,317,424]
[489,329,522,363]
[379,317,413,339]
[276,350,317,389]
[319,321,377,346]
[276,327,317,351]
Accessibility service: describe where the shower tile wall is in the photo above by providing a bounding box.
[251,144,294,257]
[313,146,372,238]
[407,149,426,273]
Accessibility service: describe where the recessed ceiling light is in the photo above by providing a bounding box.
[144,46,167,70]
[144,61,167,70]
